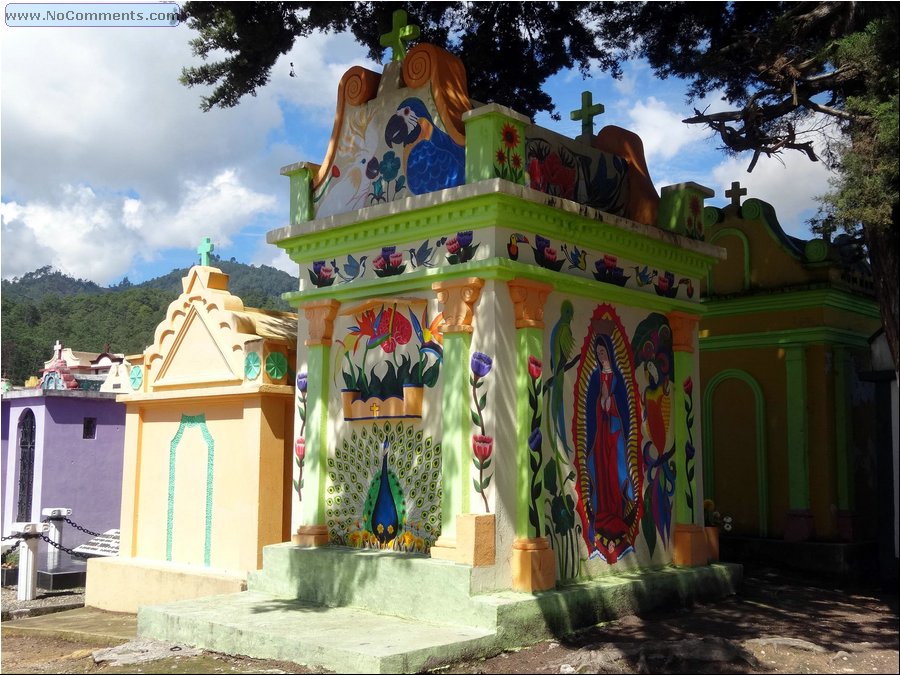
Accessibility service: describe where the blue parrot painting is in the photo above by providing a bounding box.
[385,97,465,195]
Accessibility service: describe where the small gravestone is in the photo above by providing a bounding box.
[73,529,120,558]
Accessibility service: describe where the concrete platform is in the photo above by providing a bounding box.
[2,606,138,646]
[137,545,743,674]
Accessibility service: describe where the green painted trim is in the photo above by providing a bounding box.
[287,258,702,315]
[701,369,768,537]
[167,414,215,565]
[701,287,879,320]
[516,328,544,539]
[700,327,871,352]
[832,346,852,510]
[707,228,751,294]
[303,346,330,526]
[441,332,472,537]
[271,184,721,278]
[784,346,810,509]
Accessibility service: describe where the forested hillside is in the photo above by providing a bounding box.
[1,259,298,386]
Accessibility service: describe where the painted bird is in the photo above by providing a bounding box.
[642,360,671,457]
[385,98,465,195]
[561,243,588,270]
[548,300,576,455]
[335,254,367,283]
[363,440,406,548]
[632,265,658,287]
[408,237,447,268]
[507,233,529,260]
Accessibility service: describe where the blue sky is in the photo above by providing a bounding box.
[1,15,832,286]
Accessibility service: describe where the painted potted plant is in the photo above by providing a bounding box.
[703,499,733,562]
[336,302,443,420]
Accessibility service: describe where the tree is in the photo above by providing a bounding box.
[178,1,899,371]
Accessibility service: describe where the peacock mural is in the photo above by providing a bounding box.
[327,422,441,552]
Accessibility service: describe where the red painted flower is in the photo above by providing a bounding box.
[528,355,542,380]
[683,377,693,397]
[472,434,494,462]
[379,308,412,354]
[603,254,618,269]
[389,252,404,268]
[544,246,557,263]
[689,196,701,217]
[528,157,543,190]
[319,265,333,279]
[331,165,341,178]
[501,122,520,149]
[295,437,306,461]
[511,153,522,170]
[373,256,386,270]
[446,237,461,254]
[495,148,507,165]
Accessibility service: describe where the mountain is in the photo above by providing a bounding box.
[1,259,299,386]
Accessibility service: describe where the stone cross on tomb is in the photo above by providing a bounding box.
[570,90,605,141]
[197,237,214,267]
[380,9,420,62]
[726,181,747,207]
[53,339,63,359]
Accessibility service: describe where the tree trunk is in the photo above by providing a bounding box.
[865,219,900,374]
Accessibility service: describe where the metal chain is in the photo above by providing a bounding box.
[37,534,89,559]
[62,517,103,537]
[1,533,24,564]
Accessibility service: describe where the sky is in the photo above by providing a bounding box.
[0,8,834,287]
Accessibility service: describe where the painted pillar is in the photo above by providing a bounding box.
[784,343,814,542]
[668,311,707,566]
[461,103,531,185]
[281,162,318,225]
[41,506,71,570]
[832,345,856,540]
[12,522,48,601]
[293,299,339,547]
[507,278,556,592]
[430,278,484,557]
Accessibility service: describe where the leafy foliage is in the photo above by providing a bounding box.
[1,260,299,386]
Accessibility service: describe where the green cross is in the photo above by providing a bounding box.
[725,181,747,207]
[380,9,420,62]
[570,91,605,139]
[197,237,214,266]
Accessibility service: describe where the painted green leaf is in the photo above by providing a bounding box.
[265,352,288,380]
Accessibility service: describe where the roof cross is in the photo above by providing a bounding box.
[380,9,420,62]
[570,91,605,140]
[725,181,747,207]
[197,237,214,267]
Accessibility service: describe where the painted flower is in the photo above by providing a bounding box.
[528,157,543,189]
[380,151,401,182]
[379,308,413,354]
[294,437,306,461]
[495,148,507,165]
[684,376,693,397]
[689,195,701,218]
[535,235,551,252]
[511,154,523,170]
[365,157,380,180]
[373,256,387,271]
[471,352,493,378]
[544,247,558,263]
[296,372,308,392]
[550,494,576,535]
[331,165,341,178]
[501,122,520,149]
[446,237,461,254]
[390,252,404,268]
[472,434,494,462]
[528,427,542,451]
[603,254,618,269]
[457,231,474,248]
[528,355,542,380]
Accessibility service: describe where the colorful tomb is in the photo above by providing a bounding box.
[700,185,881,545]
[268,35,726,592]
[85,264,298,612]
[1,341,127,550]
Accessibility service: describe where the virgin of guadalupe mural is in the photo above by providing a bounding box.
[573,305,643,563]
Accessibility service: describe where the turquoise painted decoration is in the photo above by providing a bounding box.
[197,236,214,266]
[265,352,288,381]
[244,352,261,380]
[129,365,143,390]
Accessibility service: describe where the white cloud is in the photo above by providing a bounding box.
[624,97,711,163]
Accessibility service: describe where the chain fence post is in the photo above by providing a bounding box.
[11,522,49,601]
[41,507,72,569]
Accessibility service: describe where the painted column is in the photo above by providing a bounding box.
[507,278,556,592]
[12,522,48,601]
[293,299,339,547]
[784,343,814,542]
[430,278,484,563]
[832,345,856,540]
[461,103,530,185]
[668,311,707,566]
[281,162,318,225]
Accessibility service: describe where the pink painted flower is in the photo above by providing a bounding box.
[528,157,543,190]
[446,237,461,254]
[373,256,386,270]
[528,355,542,380]
[683,377,693,397]
[295,437,306,461]
[603,254,618,269]
[472,434,494,463]
[319,266,333,279]
[390,252,404,268]
[544,247,557,263]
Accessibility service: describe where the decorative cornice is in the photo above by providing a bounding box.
[701,287,880,319]
[700,326,871,351]
[302,299,341,346]
[667,311,700,353]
